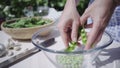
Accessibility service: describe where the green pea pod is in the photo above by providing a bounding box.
[65,27,87,52]
[65,41,77,52]
[80,28,87,45]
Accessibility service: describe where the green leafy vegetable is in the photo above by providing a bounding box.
[3,17,52,28]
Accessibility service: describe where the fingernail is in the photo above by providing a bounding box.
[73,37,77,42]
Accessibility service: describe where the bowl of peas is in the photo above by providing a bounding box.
[1,17,54,39]
[32,26,113,68]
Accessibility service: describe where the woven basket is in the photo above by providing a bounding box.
[1,17,54,39]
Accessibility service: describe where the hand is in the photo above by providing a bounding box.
[58,0,81,47]
[80,0,116,50]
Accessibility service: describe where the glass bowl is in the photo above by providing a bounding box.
[32,26,113,68]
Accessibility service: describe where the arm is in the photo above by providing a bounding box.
[80,0,117,49]
[58,0,81,47]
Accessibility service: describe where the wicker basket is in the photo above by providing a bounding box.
[1,17,54,39]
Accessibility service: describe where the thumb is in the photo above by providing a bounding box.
[80,12,89,26]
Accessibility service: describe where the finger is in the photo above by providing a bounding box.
[86,30,103,47]
[80,11,90,26]
[85,23,93,28]
[58,23,72,47]
[71,21,80,42]
[59,28,71,47]
[93,30,104,46]
[84,19,101,50]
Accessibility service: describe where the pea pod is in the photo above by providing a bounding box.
[65,41,77,52]
[65,26,87,52]
[80,28,87,45]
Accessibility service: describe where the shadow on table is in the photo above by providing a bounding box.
[94,47,120,68]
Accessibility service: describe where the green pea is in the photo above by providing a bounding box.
[81,33,86,37]
[56,55,84,68]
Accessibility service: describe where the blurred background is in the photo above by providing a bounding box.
[0,0,89,29]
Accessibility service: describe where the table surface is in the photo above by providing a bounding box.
[1,8,120,68]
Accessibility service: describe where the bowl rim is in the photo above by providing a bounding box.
[32,29,113,54]
[1,17,54,30]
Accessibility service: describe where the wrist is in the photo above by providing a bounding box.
[66,0,79,6]
[65,0,77,9]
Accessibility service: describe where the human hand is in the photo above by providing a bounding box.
[80,0,116,50]
[58,0,81,47]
